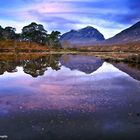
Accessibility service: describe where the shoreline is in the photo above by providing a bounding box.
[0,51,140,63]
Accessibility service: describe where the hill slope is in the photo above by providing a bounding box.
[105,21,140,44]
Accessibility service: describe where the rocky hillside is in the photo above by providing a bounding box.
[60,26,105,46]
[105,21,140,44]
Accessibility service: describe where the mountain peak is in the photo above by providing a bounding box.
[82,26,95,29]
[60,26,105,46]
[78,26,97,31]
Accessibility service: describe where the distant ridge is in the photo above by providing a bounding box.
[103,21,140,45]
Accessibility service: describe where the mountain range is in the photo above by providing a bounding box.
[60,21,140,47]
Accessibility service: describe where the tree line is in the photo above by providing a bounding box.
[0,22,61,48]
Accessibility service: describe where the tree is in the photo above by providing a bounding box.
[21,22,48,45]
[0,26,3,40]
[0,23,62,49]
[48,31,61,48]
[2,27,16,40]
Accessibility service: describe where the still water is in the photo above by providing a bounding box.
[0,54,140,140]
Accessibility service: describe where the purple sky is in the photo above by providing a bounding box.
[0,0,140,38]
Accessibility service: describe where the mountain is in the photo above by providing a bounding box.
[61,21,140,47]
[60,55,104,74]
[60,26,105,46]
[105,21,140,44]
[113,62,140,81]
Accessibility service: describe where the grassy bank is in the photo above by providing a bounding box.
[0,52,140,64]
[76,41,140,53]
[0,40,140,63]
[92,52,140,63]
[0,40,49,52]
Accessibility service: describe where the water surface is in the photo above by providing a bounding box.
[0,54,140,140]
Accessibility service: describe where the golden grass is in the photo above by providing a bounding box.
[77,41,140,52]
[0,40,140,63]
[0,40,49,52]
[0,52,49,61]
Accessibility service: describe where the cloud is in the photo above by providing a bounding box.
[0,19,30,33]
[0,0,140,38]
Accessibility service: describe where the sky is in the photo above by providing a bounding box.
[0,0,140,39]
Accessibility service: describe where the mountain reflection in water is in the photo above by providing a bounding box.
[0,54,140,140]
[0,54,140,79]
